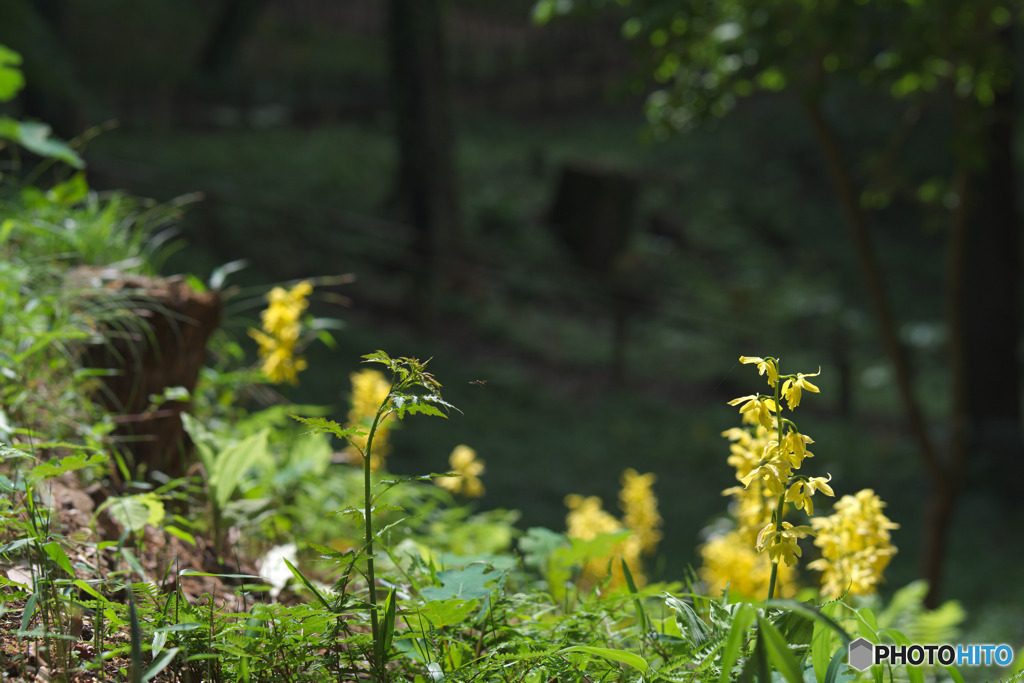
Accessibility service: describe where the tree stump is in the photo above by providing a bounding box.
[71,268,221,480]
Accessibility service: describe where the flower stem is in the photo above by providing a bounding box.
[767,372,785,602]
[364,407,385,654]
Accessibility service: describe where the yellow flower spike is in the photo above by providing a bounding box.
[809,489,898,598]
[740,355,780,387]
[248,280,313,386]
[619,468,663,555]
[436,444,486,497]
[780,370,821,410]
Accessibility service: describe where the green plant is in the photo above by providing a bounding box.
[293,351,456,680]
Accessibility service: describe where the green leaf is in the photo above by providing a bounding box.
[142,647,179,682]
[811,603,839,682]
[880,629,923,683]
[376,588,398,665]
[0,117,84,168]
[47,172,88,205]
[755,615,803,683]
[291,415,362,440]
[559,645,649,674]
[209,429,271,510]
[280,557,332,611]
[419,563,499,601]
[665,593,713,650]
[0,45,24,102]
[27,452,106,485]
[42,540,75,577]
[418,598,479,628]
[620,556,648,634]
[719,602,757,683]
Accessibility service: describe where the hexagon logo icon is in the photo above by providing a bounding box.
[849,637,875,671]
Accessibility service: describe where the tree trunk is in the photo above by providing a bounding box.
[388,0,461,330]
[197,0,268,77]
[960,41,1024,499]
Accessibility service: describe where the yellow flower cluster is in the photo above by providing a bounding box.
[700,530,798,599]
[248,281,312,385]
[343,368,395,470]
[808,489,899,599]
[436,444,485,497]
[620,468,663,554]
[564,469,662,590]
[701,425,800,598]
[701,356,835,598]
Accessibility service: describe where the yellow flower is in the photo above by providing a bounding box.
[781,370,821,410]
[740,356,779,387]
[728,394,778,430]
[700,529,798,599]
[784,474,834,515]
[619,468,663,555]
[564,472,660,591]
[565,494,622,539]
[756,521,813,566]
[247,280,312,385]
[809,489,898,598]
[343,369,395,470]
[436,444,485,497]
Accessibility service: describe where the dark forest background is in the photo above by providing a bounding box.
[2,0,1023,645]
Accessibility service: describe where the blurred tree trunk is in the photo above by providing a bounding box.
[959,28,1023,498]
[197,0,268,77]
[389,0,462,330]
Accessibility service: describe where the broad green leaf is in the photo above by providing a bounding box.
[811,603,839,682]
[418,598,479,628]
[209,429,271,509]
[757,615,803,683]
[0,45,24,101]
[42,540,75,577]
[559,645,649,674]
[420,563,499,601]
[0,117,84,168]
[719,602,757,683]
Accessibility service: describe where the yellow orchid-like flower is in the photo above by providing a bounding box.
[756,521,813,566]
[740,355,779,387]
[728,394,778,430]
[784,474,834,515]
[781,370,821,410]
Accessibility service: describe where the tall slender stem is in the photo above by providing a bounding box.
[363,408,385,650]
[766,374,785,602]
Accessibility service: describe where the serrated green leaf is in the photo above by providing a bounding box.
[417,598,479,628]
[420,563,499,601]
[665,593,713,650]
